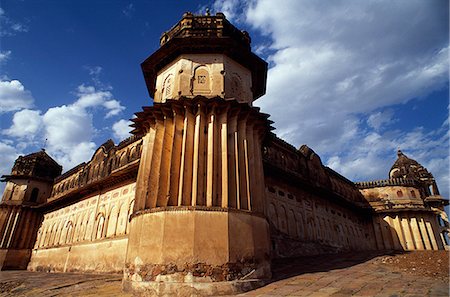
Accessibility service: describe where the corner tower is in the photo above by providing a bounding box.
[0,150,61,270]
[124,12,271,295]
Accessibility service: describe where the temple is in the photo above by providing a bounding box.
[0,12,448,296]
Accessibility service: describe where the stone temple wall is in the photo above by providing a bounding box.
[264,177,375,257]
[28,181,135,273]
[262,134,377,257]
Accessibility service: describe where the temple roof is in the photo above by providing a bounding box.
[5,149,62,181]
[389,150,431,180]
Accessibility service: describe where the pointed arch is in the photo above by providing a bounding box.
[94,212,106,240]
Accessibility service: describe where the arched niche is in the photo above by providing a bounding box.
[192,66,211,94]
[162,74,174,101]
[229,73,244,101]
[30,187,39,203]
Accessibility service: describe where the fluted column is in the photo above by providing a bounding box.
[392,215,407,250]
[386,216,402,250]
[401,216,415,250]
[418,217,432,250]
[125,97,272,294]
[410,217,425,250]
[425,220,439,250]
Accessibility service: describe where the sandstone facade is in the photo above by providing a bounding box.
[0,12,448,296]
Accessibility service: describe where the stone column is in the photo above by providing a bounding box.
[409,217,425,250]
[425,220,439,250]
[392,215,407,250]
[386,215,403,250]
[400,216,415,250]
[429,217,444,250]
[418,217,432,250]
[372,219,385,250]
[380,216,393,250]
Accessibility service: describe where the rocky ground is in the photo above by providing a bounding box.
[0,251,448,296]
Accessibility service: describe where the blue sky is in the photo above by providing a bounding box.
[0,0,448,199]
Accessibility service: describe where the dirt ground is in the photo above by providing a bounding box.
[372,250,449,281]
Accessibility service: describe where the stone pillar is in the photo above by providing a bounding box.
[380,216,393,250]
[429,217,444,250]
[400,216,415,250]
[0,206,40,270]
[392,215,407,250]
[418,217,432,250]
[409,217,425,250]
[124,98,271,296]
[386,216,403,250]
[425,220,439,250]
[372,219,385,250]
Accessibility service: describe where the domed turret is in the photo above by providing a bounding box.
[389,150,430,180]
[9,149,62,180]
[1,149,61,205]
[389,150,440,197]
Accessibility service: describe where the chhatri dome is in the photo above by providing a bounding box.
[389,149,432,180]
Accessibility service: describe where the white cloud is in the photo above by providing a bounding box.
[30,102,96,170]
[3,109,42,138]
[74,84,124,118]
[367,109,396,131]
[0,50,11,63]
[213,0,449,197]
[0,79,34,113]
[213,0,245,21]
[325,121,449,194]
[41,84,124,169]
[1,83,125,172]
[246,0,448,148]
[112,119,132,141]
[0,141,21,194]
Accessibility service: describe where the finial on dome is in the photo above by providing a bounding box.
[205,8,210,16]
[397,149,403,157]
[42,138,48,152]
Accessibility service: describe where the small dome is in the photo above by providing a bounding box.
[389,150,431,180]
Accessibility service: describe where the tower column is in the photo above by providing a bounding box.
[124,98,271,296]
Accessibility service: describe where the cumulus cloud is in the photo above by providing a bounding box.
[3,109,42,138]
[75,84,124,118]
[0,79,34,112]
[1,83,125,172]
[213,0,449,197]
[112,119,132,141]
[240,0,448,147]
[40,85,124,169]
